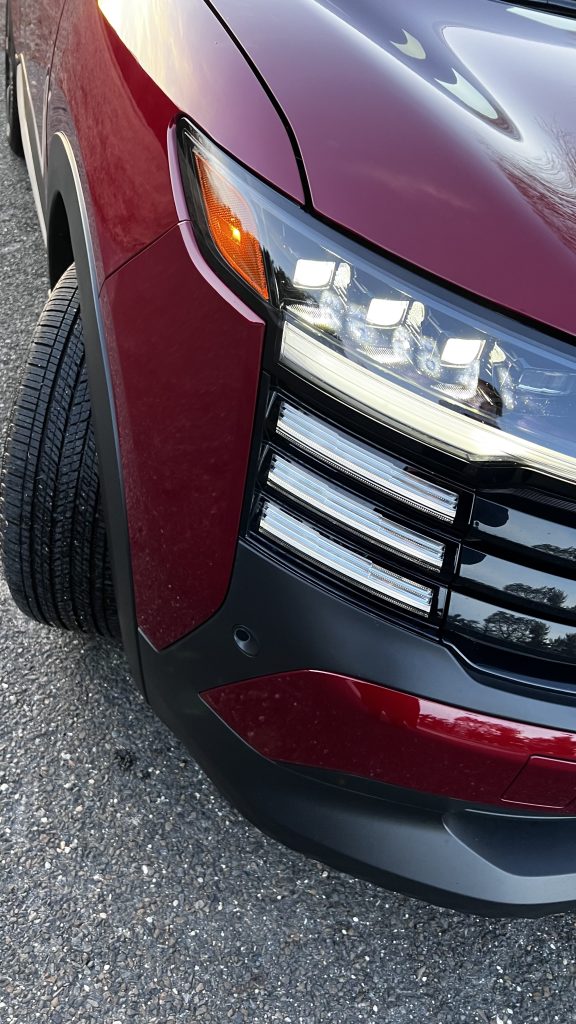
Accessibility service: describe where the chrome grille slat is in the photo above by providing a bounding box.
[268,455,445,570]
[276,402,458,522]
[259,502,434,615]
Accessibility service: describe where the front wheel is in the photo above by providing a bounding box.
[1,264,120,638]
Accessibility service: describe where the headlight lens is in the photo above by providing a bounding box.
[179,122,576,484]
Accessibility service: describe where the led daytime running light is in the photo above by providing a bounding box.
[281,322,576,483]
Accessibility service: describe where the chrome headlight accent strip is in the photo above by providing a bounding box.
[259,502,434,616]
[276,401,458,522]
[268,456,445,570]
[281,322,576,486]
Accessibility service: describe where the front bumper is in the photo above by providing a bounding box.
[140,541,576,917]
[100,149,576,915]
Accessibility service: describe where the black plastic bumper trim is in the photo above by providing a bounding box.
[145,673,576,917]
[138,541,576,915]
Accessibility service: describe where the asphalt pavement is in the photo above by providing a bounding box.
[2,105,576,1024]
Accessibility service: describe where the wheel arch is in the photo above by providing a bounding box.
[45,132,145,692]
[47,190,73,288]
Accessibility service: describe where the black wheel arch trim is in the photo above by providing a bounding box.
[45,131,144,691]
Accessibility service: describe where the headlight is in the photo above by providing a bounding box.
[178,122,576,485]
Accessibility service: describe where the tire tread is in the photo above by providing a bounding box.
[1,265,120,638]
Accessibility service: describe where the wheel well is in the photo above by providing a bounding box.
[47,192,74,288]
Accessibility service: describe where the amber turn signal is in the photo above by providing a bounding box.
[195,153,269,300]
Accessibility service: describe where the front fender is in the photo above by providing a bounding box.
[45,132,144,690]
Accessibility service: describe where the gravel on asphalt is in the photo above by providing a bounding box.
[2,103,576,1024]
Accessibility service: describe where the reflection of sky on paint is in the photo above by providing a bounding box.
[315,1,514,132]
[387,28,508,126]
[434,70,499,121]
[391,28,500,120]
[508,6,576,33]
[99,0,188,96]
[441,18,576,254]
[496,124,576,255]
[391,30,426,61]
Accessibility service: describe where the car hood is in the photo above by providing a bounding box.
[210,0,576,338]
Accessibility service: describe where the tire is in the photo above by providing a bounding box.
[5,3,24,157]
[1,264,120,638]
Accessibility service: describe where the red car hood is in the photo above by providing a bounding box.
[211,0,576,338]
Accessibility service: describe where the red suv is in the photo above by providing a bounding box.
[4,0,576,916]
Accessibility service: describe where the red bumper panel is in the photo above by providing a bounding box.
[202,671,576,812]
[502,756,576,810]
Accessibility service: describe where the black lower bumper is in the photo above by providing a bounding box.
[139,542,576,917]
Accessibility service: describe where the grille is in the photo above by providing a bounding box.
[248,394,576,687]
[251,397,460,627]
